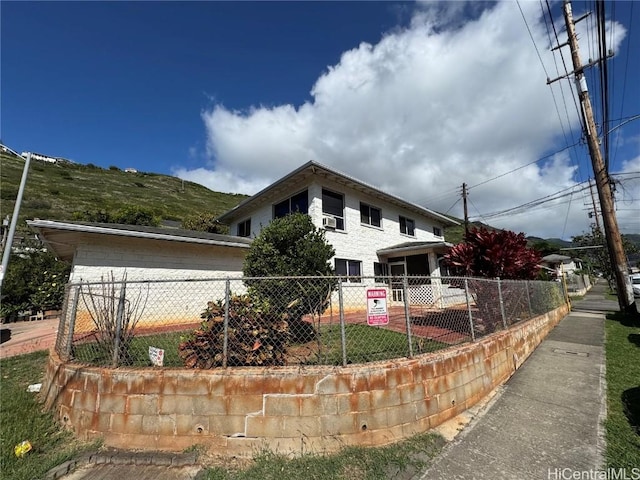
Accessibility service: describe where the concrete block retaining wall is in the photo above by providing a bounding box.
[41,305,568,456]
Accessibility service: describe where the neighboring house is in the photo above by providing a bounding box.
[27,221,252,327]
[540,254,583,278]
[27,220,251,283]
[217,161,459,284]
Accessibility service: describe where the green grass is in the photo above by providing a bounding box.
[0,351,98,480]
[319,324,448,365]
[199,432,445,480]
[604,311,640,469]
[71,324,450,368]
[0,152,248,229]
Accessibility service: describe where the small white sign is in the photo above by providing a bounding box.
[148,346,165,367]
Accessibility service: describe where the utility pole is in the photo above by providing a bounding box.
[558,0,636,314]
[588,178,601,233]
[462,183,469,236]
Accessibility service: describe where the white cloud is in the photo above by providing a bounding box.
[173,1,628,240]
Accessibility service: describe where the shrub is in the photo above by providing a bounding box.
[178,294,291,368]
[242,213,336,322]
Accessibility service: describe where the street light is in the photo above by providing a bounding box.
[0,146,31,291]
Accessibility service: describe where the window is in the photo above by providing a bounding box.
[360,203,381,227]
[273,190,308,218]
[399,216,415,236]
[322,189,345,230]
[433,226,442,237]
[374,262,389,283]
[335,258,361,282]
[237,218,251,237]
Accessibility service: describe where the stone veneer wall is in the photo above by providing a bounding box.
[41,305,567,456]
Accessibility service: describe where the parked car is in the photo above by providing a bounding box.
[631,275,640,298]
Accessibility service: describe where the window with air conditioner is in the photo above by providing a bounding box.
[322,189,344,230]
[322,216,337,229]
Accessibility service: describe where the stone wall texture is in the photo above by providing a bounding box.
[41,304,567,456]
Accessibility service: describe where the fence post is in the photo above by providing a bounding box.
[112,282,126,367]
[338,279,347,367]
[223,279,230,368]
[464,278,475,342]
[497,277,507,329]
[402,275,413,357]
[525,280,533,318]
[64,285,80,360]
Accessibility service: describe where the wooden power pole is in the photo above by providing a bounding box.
[559,0,636,314]
[588,178,601,233]
[462,183,469,236]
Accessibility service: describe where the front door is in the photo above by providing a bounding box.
[390,263,406,302]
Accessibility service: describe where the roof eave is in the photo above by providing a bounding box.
[376,242,453,256]
[27,220,252,249]
[216,160,460,227]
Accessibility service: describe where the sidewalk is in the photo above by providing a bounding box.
[415,282,617,480]
[0,317,59,359]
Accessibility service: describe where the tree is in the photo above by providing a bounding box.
[72,205,160,226]
[0,248,70,321]
[444,227,541,280]
[242,213,336,336]
[181,212,227,234]
[572,227,638,288]
[443,227,542,334]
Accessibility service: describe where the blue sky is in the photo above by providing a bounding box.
[2,1,639,239]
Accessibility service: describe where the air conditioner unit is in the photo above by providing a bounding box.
[322,216,337,229]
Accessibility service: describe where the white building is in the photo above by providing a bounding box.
[217,161,458,281]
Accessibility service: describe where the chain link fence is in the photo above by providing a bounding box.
[564,273,592,295]
[55,275,567,368]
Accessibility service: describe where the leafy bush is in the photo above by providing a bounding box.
[0,187,18,200]
[242,213,336,340]
[444,227,541,280]
[444,228,542,333]
[181,212,226,233]
[0,250,70,321]
[178,294,291,368]
[24,198,52,210]
[72,205,160,226]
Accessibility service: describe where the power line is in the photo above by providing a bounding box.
[611,1,634,171]
[471,182,591,221]
[467,141,580,191]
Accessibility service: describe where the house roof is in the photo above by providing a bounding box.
[541,254,577,263]
[216,160,459,227]
[27,220,252,262]
[377,241,452,256]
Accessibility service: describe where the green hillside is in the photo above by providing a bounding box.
[0,152,248,228]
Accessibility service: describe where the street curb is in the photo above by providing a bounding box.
[43,450,200,479]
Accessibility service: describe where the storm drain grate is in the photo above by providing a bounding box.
[553,348,589,357]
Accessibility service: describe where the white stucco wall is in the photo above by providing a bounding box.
[70,237,246,283]
[228,177,447,278]
[68,236,247,330]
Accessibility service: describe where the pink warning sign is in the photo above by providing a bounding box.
[367,289,389,326]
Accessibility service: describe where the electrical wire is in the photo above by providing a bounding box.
[610,1,634,171]
[473,182,591,221]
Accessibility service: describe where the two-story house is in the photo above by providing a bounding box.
[217,161,459,290]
